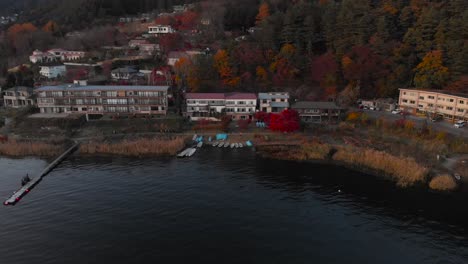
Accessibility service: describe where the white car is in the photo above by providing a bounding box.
[391,109,402,115]
[454,121,466,128]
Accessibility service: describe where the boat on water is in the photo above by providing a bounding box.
[177,148,191,158]
[218,142,224,148]
[230,143,235,148]
[212,142,219,147]
[208,137,212,142]
[197,142,203,148]
[235,143,240,148]
[239,143,244,148]
[246,140,253,147]
[186,148,197,157]
[224,142,230,148]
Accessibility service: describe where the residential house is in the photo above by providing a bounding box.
[291,101,344,123]
[3,87,35,108]
[128,38,150,48]
[167,51,190,67]
[35,84,169,116]
[30,49,86,63]
[111,67,141,80]
[258,92,290,113]
[137,43,160,56]
[40,65,67,79]
[148,25,176,35]
[398,88,468,121]
[185,93,257,121]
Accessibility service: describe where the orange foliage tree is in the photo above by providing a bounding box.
[7,23,38,42]
[413,50,449,89]
[42,20,59,33]
[213,49,240,88]
[255,2,270,25]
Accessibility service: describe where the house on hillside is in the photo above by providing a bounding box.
[111,67,141,80]
[291,101,344,123]
[3,86,35,108]
[148,25,176,35]
[30,49,86,64]
[39,65,66,79]
[167,51,190,67]
[258,92,290,113]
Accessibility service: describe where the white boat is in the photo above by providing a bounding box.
[230,143,235,148]
[212,142,219,147]
[218,142,224,148]
[177,148,190,157]
[186,148,197,157]
[192,134,197,141]
[239,143,243,148]
[197,142,203,148]
[224,142,230,148]
[235,143,240,148]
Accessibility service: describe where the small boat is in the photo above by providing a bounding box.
[246,140,253,147]
[218,142,224,148]
[177,148,191,158]
[197,142,203,148]
[192,134,198,141]
[224,142,230,148]
[212,142,219,147]
[454,174,461,181]
[186,148,197,157]
[239,143,243,148]
[230,143,235,148]
[208,137,212,142]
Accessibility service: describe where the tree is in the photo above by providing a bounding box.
[269,109,300,132]
[42,20,59,34]
[255,2,270,25]
[413,50,449,89]
[309,52,338,87]
[213,49,240,88]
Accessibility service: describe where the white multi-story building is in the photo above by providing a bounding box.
[30,49,86,64]
[148,25,176,35]
[3,87,35,108]
[185,93,257,121]
[398,88,468,121]
[258,92,290,113]
[39,65,66,79]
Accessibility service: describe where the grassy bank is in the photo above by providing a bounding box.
[0,139,64,157]
[429,174,458,191]
[258,142,430,188]
[79,137,186,157]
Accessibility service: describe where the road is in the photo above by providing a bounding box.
[359,108,467,139]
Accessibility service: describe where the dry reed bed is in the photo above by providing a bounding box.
[333,146,429,187]
[0,140,63,157]
[429,174,457,191]
[79,137,186,156]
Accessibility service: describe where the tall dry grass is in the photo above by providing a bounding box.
[80,137,186,156]
[333,146,429,187]
[258,142,331,161]
[429,174,457,191]
[0,140,63,157]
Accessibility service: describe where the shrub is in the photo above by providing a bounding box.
[429,174,457,191]
[346,112,360,122]
[80,137,186,156]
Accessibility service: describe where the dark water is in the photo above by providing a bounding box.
[1,149,468,264]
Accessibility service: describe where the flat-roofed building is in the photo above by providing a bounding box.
[185,92,257,121]
[258,92,290,113]
[3,86,35,108]
[398,88,468,121]
[291,101,344,123]
[35,84,169,116]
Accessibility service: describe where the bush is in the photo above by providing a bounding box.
[429,174,457,191]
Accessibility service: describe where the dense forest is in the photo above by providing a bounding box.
[1,0,467,100]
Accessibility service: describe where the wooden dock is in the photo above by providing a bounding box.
[4,142,80,206]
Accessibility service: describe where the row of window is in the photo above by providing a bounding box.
[225,108,255,113]
[403,92,465,104]
[39,91,166,98]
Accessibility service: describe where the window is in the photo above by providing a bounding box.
[419,96,424,100]
[457,108,464,113]
[446,107,453,110]
[403,92,406,95]
[428,96,435,99]
[402,99,408,103]
[449,99,454,102]
[460,100,465,104]
[418,105,424,108]
[428,104,434,107]
[410,100,416,104]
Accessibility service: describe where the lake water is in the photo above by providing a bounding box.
[1,149,468,264]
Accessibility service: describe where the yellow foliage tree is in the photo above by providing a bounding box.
[213,49,239,88]
[413,50,449,89]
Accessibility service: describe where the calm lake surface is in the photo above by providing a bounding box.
[1,149,468,264]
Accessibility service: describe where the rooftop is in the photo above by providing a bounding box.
[186,92,257,100]
[399,88,468,99]
[258,92,290,100]
[291,101,343,110]
[36,84,169,92]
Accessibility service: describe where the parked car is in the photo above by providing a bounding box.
[454,120,466,128]
[391,109,402,115]
[369,106,380,111]
[431,116,442,122]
